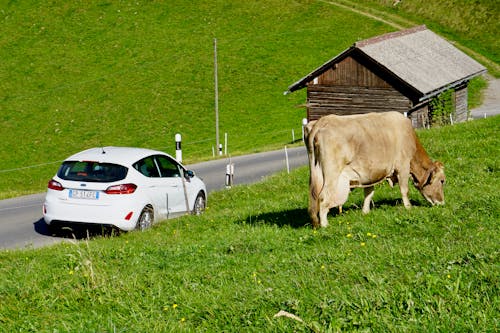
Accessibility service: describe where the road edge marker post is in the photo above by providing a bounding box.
[175,133,182,162]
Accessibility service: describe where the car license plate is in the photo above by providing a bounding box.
[69,189,99,200]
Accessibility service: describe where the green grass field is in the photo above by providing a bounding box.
[1,116,498,331]
[1,2,499,329]
[0,0,498,199]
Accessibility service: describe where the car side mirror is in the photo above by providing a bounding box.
[185,170,195,178]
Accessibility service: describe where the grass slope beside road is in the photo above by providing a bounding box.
[329,0,500,76]
[0,0,497,199]
[0,116,498,332]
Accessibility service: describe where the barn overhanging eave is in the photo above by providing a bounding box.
[417,69,487,102]
[283,46,354,95]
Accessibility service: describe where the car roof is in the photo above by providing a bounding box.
[64,147,173,166]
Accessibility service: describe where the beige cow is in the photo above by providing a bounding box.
[305,112,445,228]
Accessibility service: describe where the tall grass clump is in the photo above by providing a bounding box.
[0,116,498,331]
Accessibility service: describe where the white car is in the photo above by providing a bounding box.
[43,147,207,231]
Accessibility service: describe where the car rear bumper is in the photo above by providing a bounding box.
[43,197,144,231]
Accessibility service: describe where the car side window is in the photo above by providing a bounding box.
[155,155,181,178]
[133,156,160,178]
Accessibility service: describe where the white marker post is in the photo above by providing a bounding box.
[175,133,182,162]
[225,162,234,188]
[302,118,308,142]
[285,146,290,174]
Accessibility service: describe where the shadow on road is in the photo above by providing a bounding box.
[34,218,121,240]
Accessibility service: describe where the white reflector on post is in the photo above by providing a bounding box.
[175,133,182,162]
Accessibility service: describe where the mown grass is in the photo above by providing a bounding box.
[1,116,498,332]
[0,0,497,199]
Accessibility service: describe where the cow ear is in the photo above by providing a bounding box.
[421,169,433,188]
[420,164,436,188]
[424,161,445,187]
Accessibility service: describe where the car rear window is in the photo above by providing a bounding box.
[57,161,128,182]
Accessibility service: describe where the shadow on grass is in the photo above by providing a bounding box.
[34,218,121,240]
[372,198,427,210]
[241,208,311,228]
[239,198,427,228]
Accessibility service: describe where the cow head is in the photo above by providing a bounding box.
[418,161,445,205]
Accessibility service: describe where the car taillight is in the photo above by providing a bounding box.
[48,179,64,191]
[104,183,137,194]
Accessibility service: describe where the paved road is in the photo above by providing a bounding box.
[0,146,308,250]
[470,76,500,119]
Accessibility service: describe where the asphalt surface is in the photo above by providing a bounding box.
[0,146,308,250]
[470,76,500,119]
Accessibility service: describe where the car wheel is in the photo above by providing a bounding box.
[192,192,206,215]
[136,206,154,231]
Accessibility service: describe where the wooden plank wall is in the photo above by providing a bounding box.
[410,105,430,128]
[454,84,468,122]
[307,85,411,121]
[317,57,391,88]
[307,56,412,121]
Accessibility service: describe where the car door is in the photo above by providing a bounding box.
[134,155,184,219]
[153,155,188,215]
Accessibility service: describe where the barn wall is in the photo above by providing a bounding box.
[409,104,430,128]
[454,84,468,122]
[306,86,411,121]
[316,56,391,88]
[307,56,411,121]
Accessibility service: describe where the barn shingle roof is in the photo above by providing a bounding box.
[286,25,487,101]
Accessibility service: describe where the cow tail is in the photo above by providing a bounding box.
[312,134,325,199]
[305,121,324,227]
[309,134,325,227]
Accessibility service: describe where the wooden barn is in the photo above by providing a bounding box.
[285,25,487,127]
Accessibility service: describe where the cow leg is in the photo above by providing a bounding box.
[318,199,329,228]
[397,171,412,208]
[362,186,375,214]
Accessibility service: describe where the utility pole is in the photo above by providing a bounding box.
[214,38,219,157]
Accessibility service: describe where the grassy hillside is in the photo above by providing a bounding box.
[1,116,498,331]
[0,0,498,199]
[0,0,389,198]
[333,0,500,76]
